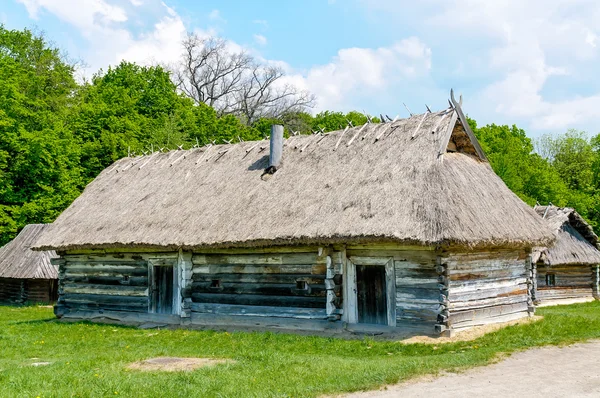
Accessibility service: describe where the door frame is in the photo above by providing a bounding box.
[344,257,396,326]
[148,258,180,315]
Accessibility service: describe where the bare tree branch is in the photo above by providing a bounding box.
[172,33,315,125]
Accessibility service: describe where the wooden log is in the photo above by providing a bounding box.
[346,244,435,251]
[192,273,325,284]
[62,275,147,286]
[448,267,526,281]
[448,294,527,310]
[396,287,441,302]
[191,293,325,308]
[192,247,319,255]
[191,282,327,297]
[449,302,529,324]
[192,253,317,266]
[347,250,436,265]
[192,264,317,275]
[190,303,329,319]
[450,310,528,330]
[449,286,527,303]
[63,263,147,276]
[61,293,147,304]
[62,284,148,296]
[396,307,440,322]
[449,277,528,293]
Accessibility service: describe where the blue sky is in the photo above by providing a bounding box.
[3,0,600,137]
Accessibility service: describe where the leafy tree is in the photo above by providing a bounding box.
[0,26,83,244]
[469,119,569,207]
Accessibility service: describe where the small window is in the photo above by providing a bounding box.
[296,280,308,290]
[546,274,556,287]
[210,279,221,288]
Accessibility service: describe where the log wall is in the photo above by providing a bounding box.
[189,247,333,320]
[535,264,596,303]
[0,277,57,304]
[439,250,531,332]
[56,252,160,315]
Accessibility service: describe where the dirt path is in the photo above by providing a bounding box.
[343,340,600,398]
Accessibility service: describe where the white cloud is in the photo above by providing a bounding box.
[17,0,186,76]
[129,0,143,6]
[18,0,128,26]
[286,37,432,111]
[253,34,267,46]
[362,0,600,133]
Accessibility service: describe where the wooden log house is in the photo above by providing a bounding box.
[532,205,600,305]
[0,224,58,304]
[34,94,554,337]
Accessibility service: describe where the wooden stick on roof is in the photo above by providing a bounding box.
[410,113,429,140]
[196,144,213,165]
[334,125,350,150]
[347,122,369,147]
[375,115,399,142]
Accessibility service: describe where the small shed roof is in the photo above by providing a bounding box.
[534,206,600,266]
[0,224,58,279]
[34,102,553,252]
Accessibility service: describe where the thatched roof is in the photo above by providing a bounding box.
[0,224,57,279]
[534,206,600,266]
[35,105,553,252]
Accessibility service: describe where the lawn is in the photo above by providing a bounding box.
[1,302,600,397]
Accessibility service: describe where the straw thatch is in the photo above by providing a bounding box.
[534,206,600,266]
[0,224,57,279]
[35,107,553,251]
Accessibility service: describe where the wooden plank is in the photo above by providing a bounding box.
[191,282,327,297]
[62,283,148,297]
[192,273,325,284]
[385,259,397,327]
[62,275,147,286]
[397,308,440,322]
[449,277,528,293]
[449,267,526,281]
[64,263,147,275]
[449,285,527,302]
[349,256,394,266]
[346,258,358,323]
[192,253,317,265]
[348,250,436,265]
[396,278,440,289]
[192,247,319,254]
[192,264,315,275]
[61,293,147,306]
[451,311,528,330]
[191,293,325,308]
[449,302,529,324]
[346,244,435,251]
[448,295,527,310]
[190,303,328,320]
[396,287,441,301]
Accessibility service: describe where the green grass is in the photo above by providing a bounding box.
[1,302,600,397]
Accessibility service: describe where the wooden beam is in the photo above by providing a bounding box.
[449,89,488,161]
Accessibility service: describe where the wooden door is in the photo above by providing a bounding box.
[356,264,388,325]
[150,266,174,314]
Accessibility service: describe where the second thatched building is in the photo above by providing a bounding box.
[533,205,600,305]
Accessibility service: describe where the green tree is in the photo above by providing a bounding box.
[0,26,83,244]
[469,119,569,207]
